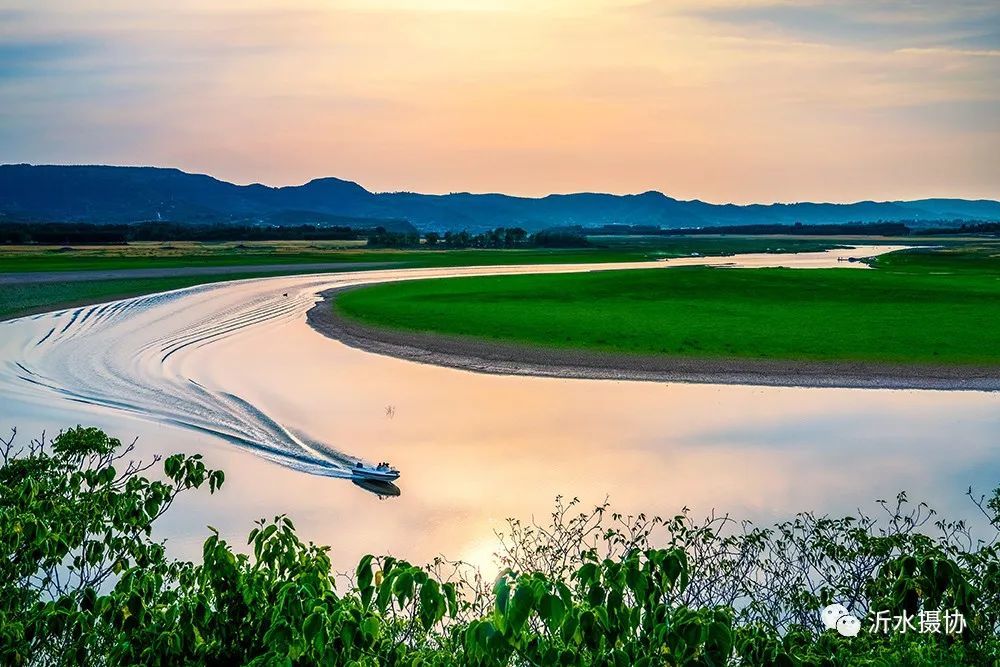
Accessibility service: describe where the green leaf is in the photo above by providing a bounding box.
[303,612,324,643]
[506,585,534,635]
[576,562,598,587]
[393,569,415,606]
[539,594,565,631]
[493,571,512,633]
[361,616,380,642]
[444,582,458,618]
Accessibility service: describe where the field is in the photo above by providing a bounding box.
[334,243,1000,366]
[0,237,849,320]
[0,237,850,272]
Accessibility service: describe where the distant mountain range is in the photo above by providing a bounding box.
[2,164,998,233]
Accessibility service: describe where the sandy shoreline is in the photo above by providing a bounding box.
[307,287,999,392]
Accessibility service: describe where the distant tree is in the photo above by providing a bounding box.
[437,227,531,250]
[504,228,527,248]
[367,227,419,248]
[424,231,440,247]
[0,221,396,244]
[444,230,471,248]
[530,230,591,247]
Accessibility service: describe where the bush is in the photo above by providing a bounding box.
[1,426,998,665]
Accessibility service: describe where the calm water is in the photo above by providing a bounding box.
[2,246,997,569]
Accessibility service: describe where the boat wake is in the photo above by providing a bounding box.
[0,246,908,488]
[1,277,360,479]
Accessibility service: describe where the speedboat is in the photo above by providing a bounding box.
[351,461,400,482]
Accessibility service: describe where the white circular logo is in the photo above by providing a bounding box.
[821,603,858,636]
[837,615,861,637]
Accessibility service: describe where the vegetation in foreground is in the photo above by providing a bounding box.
[2,426,999,666]
[335,244,1000,366]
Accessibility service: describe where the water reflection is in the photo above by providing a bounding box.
[5,378,996,574]
[1,245,996,571]
[353,478,402,498]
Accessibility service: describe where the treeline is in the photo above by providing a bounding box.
[915,221,1000,236]
[664,221,912,236]
[588,222,914,236]
[368,226,591,249]
[590,220,999,237]
[0,221,387,244]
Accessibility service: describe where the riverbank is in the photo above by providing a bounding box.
[308,286,999,391]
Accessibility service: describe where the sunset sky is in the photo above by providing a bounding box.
[1,0,997,202]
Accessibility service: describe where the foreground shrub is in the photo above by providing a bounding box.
[1,427,997,665]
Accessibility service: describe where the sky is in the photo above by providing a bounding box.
[0,0,997,203]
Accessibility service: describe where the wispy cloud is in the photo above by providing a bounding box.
[896,46,1000,58]
[0,38,96,80]
[681,0,999,57]
[0,0,996,201]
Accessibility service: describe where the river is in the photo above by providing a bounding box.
[1,245,997,569]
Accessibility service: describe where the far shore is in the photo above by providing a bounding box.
[0,261,396,285]
[307,287,1000,392]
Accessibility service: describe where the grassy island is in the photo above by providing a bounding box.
[334,245,1000,367]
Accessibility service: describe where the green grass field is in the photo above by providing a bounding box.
[0,237,847,273]
[335,244,1000,366]
[0,237,851,320]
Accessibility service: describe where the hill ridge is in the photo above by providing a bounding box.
[2,164,997,232]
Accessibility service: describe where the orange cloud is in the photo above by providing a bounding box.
[0,0,996,202]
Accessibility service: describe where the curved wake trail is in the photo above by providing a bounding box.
[0,276,359,477]
[0,246,904,479]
